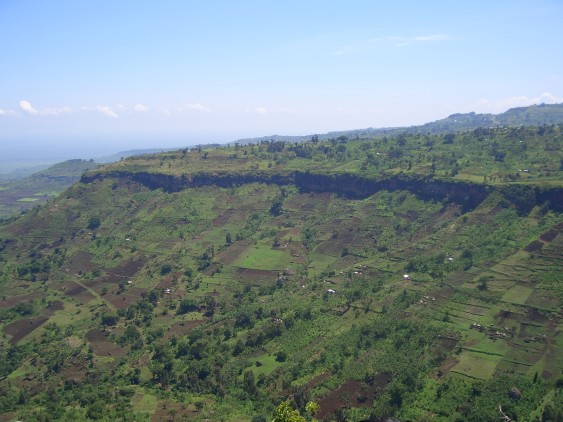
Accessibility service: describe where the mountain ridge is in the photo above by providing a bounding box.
[233,103,563,145]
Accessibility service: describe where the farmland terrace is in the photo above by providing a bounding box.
[0,126,561,421]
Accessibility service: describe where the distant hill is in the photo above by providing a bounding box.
[95,148,182,164]
[0,159,99,219]
[234,103,563,144]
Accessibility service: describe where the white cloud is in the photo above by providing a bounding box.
[81,105,119,118]
[96,105,119,118]
[386,34,450,47]
[255,107,267,114]
[186,103,211,113]
[334,34,450,54]
[0,108,17,116]
[474,92,563,113]
[133,103,149,112]
[20,100,38,114]
[19,100,71,116]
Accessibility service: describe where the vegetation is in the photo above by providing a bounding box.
[0,159,99,219]
[0,120,561,421]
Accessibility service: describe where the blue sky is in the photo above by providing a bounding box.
[1,0,562,162]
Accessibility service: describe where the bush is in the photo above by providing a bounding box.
[87,216,101,230]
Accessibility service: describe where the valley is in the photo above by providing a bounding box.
[0,126,561,421]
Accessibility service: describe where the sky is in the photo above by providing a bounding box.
[1,0,563,168]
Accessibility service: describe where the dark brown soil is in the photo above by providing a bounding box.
[104,292,142,309]
[0,412,17,422]
[434,358,459,379]
[0,291,47,308]
[316,374,389,419]
[150,400,198,422]
[64,251,95,274]
[59,280,96,302]
[163,320,206,340]
[217,240,253,265]
[235,267,279,283]
[304,372,332,389]
[212,210,234,226]
[3,316,49,344]
[85,329,128,358]
[107,257,147,277]
[540,229,558,242]
[47,300,64,311]
[524,240,544,252]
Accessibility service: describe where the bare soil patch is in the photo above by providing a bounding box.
[540,229,558,242]
[58,356,89,382]
[235,267,278,283]
[47,300,64,311]
[217,240,252,265]
[304,372,331,389]
[524,240,544,253]
[0,412,17,422]
[107,257,147,277]
[163,319,206,340]
[437,336,459,352]
[3,316,49,344]
[85,329,128,358]
[213,209,234,226]
[104,292,141,309]
[434,357,459,379]
[156,273,180,289]
[394,209,420,222]
[495,309,526,326]
[64,251,95,274]
[0,291,47,308]
[316,374,389,420]
[526,308,548,324]
[150,400,198,422]
[59,280,96,302]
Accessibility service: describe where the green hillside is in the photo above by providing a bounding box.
[0,126,561,421]
[0,159,99,220]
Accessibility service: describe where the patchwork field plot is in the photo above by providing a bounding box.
[0,129,561,421]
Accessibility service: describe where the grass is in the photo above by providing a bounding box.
[248,353,282,377]
[8,364,30,379]
[451,351,502,379]
[236,241,289,270]
[501,285,534,305]
[132,391,158,413]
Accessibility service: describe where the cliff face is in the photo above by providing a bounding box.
[81,170,562,213]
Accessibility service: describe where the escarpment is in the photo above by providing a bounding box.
[81,169,562,213]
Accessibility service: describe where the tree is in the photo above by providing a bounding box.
[160,264,172,275]
[272,400,319,422]
[101,311,118,326]
[177,298,198,315]
[275,351,287,362]
[243,370,257,395]
[226,232,232,244]
[272,401,306,422]
[87,216,101,230]
[270,199,283,216]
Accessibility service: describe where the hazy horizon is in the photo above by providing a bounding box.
[1,0,562,172]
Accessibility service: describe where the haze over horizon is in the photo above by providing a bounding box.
[1,0,562,168]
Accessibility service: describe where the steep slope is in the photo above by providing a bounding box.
[0,127,561,421]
